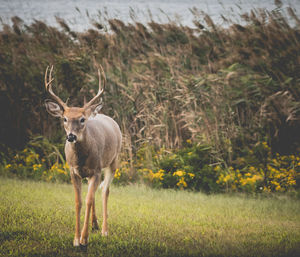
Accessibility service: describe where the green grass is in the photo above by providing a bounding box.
[0,178,299,257]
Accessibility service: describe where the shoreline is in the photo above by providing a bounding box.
[1,0,299,32]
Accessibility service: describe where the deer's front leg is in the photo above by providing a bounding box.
[71,171,82,247]
[80,174,101,246]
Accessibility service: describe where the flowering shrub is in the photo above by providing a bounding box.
[1,138,299,193]
[216,142,299,193]
[113,161,132,185]
[2,147,70,183]
[1,137,70,183]
[46,162,70,183]
[134,143,219,192]
[115,141,299,193]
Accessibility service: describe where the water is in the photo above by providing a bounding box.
[1,0,300,31]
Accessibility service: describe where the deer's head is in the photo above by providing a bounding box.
[44,65,105,143]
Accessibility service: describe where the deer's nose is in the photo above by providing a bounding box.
[67,133,77,142]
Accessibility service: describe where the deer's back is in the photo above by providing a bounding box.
[87,114,122,167]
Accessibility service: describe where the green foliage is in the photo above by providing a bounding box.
[1,138,299,194]
[112,141,299,194]
[156,143,218,192]
[0,136,70,183]
[216,141,299,193]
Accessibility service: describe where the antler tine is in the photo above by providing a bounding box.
[45,65,55,90]
[84,65,106,109]
[44,65,67,109]
[98,64,106,91]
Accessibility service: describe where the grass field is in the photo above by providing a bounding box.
[0,178,299,257]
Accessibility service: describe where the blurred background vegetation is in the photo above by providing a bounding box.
[0,2,299,194]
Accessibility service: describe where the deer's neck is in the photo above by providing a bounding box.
[67,129,90,168]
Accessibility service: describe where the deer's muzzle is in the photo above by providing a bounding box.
[67,133,77,143]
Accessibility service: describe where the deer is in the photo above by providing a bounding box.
[44,65,122,247]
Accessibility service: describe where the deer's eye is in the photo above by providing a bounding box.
[80,118,85,123]
[63,118,67,123]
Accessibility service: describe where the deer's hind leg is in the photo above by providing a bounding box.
[101,159,118,236]
[91,196,100,231]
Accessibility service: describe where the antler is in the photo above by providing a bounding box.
[45,65,67,109]
[84,65,106,109]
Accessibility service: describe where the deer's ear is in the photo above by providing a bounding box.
[93,103,103,114]
[44,100,63,118]
[85,102,103,117]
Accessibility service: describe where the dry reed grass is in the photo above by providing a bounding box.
[1,4,300,170]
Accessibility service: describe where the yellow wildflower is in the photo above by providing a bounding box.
[271,181,280,186]
[173,170,186,177]
[188,173,195,178]
[56,168,65,174]
[249,166,255,172]
[214,165,221,172]
[64,162,70,169]
[223,174,231,183]
[5,164,12,169]
[177,177,187,188]
[288,180,296,185]
[153,170,164,180]
[114,169,121,179]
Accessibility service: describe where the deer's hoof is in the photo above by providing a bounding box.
[80,244,88,252]
[80,236,89,246]
[102,230,108,237]
[73,238,80,247]
[92,221,100,231]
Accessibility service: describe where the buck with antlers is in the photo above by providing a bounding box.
[44,65,122,247]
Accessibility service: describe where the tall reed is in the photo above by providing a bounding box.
[0,4,300,170]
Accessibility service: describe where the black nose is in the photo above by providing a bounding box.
[67,133,77,142]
